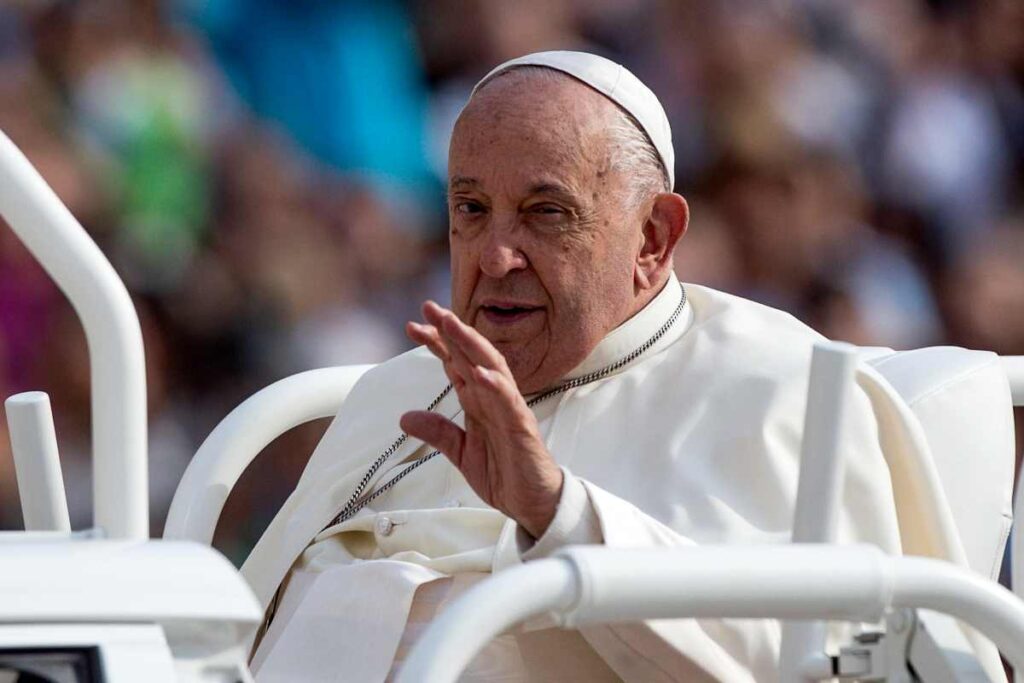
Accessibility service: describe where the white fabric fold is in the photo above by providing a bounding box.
[253,561,442,682]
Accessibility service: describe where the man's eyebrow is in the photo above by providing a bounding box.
[449,176,480,190]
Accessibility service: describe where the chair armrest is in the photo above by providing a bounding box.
[163,365,373,545]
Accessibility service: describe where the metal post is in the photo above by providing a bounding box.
[5,392,71,532]
[780,342,860,681]
[0,130,147,540]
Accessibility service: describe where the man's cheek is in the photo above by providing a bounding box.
[448,269,474,316]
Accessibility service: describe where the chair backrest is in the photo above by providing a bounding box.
[866,347,1015,580]
[164,365,375,545]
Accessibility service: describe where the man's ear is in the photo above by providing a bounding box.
[635,193,689,291]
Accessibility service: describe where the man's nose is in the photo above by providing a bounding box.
[479,230,528,278]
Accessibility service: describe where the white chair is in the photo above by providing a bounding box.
[859,347,1016,682]
[867,347,1015,583]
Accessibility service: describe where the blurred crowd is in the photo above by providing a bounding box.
[0,0,1022,564]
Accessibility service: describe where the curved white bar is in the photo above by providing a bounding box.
[891,556,1024,668]
[560,545,891,625]
[164,365,372,544]
[1001,356,1024,405]
[0,130,147,540]
[781,342,859,682]
[394,559,579,683]
[397,545,1024,683]
[5,392,71,532]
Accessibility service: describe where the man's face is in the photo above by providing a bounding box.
[447,71,647,394]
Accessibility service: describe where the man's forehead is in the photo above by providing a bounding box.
[447,71,626,198]
[450,76,611,173]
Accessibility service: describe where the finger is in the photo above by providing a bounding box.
[473,365,508,393]
[406,321,451,363]
[416,305,480,385]
[407,319,472,390]
[471,365,533,427]
[400,410,467,468]
[420,302,475,379]
[441,313,509,372]
[423,301,508,372]
[421,300,449,329]
[443,327,478,380]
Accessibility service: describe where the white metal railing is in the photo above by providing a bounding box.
[396,545,1024,683]
[0,130,147,540]
[164,366,372,544]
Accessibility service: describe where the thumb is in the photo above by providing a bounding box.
[400,411,467,467]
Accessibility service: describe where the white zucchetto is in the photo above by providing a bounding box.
[472,50,675,190]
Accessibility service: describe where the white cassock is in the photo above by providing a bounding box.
[241,275,903,682]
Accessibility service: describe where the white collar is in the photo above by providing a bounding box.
[563,273,691,381]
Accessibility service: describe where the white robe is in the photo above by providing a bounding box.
[241,277,904,681]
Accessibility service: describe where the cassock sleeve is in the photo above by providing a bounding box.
[515,467,603,560]
[514,471,778,683]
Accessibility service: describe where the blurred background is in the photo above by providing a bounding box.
[0,0,1022,566]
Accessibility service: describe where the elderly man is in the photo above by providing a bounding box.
[242,51,900,681]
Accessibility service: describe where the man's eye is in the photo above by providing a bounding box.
[455,201,485,215]
[531,204,565,215]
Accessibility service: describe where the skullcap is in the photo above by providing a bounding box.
[472,50,675,190]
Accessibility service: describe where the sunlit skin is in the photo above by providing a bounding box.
[400,70,689,538]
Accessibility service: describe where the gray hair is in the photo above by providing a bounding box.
[480,66,671,208]
[604,105,672,206]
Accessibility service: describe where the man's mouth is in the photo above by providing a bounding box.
[479,302,543,324]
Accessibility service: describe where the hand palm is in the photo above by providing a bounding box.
[400,302,563,538]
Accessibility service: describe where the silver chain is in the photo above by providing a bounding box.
[322,282,687,531]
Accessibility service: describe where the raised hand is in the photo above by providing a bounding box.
[399,301,563,539]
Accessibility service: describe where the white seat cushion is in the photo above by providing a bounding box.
[867,347,1015,579]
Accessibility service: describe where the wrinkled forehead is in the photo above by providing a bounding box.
[449,70,617,190]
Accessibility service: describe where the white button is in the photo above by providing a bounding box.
[444,499,461,509]
[375,516,395,536]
